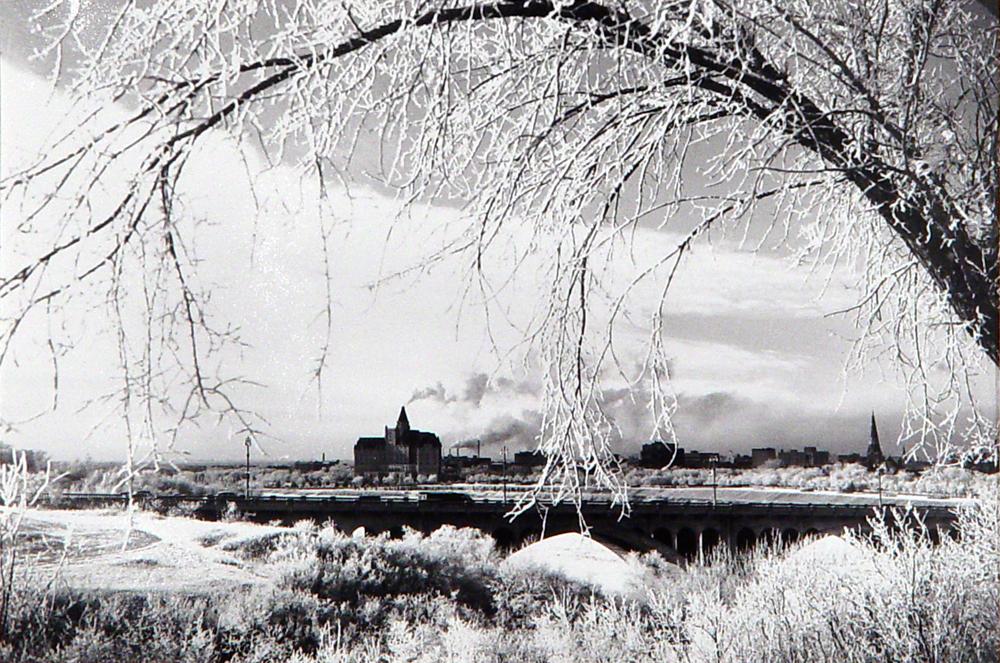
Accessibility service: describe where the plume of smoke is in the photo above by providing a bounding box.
[477,411,543,451]
[462,373,490,408]
[409,373,538,408]
[409,382,454,404]
[450,439,481,452]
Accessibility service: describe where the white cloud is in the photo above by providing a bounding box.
[1,57,923,462]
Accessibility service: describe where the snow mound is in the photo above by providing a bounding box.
[783,534,875,582]
[785,535,865,565]
[503,532,645,597]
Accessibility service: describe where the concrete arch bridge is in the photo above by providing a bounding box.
[222,485,963,560]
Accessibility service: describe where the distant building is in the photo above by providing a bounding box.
[751,448,777,467]
[681,451,720,468]
[776,446,831,468]
[640,441,683,468]
[443,454,492,469]
[354,407,441,479]
[804,446,830,466]
[513,450,545,469]
[730,454,753,469]
[0,442,46,472]
[292,459,340,472]
[441,453,491,480]
[778,448,806,467]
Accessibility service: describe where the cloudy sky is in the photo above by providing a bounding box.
[1,5,991,463]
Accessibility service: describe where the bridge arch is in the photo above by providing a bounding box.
[736,528,756,551]
[676,528,698,559]
[758,528,778,546]
[701,528,721,557]
[492,526,516,549]
[653,527,674,549]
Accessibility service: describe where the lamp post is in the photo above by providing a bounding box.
[244,436,252,498]
[876,466,883,508]
[502,446,508,505]
[711,458,718,507]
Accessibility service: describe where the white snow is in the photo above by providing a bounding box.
[774,534,877,614]
[17,508,288,593]
[783,534,872,573]
[503,532,655,597]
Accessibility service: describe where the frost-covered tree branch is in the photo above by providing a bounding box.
[2,0,996,502]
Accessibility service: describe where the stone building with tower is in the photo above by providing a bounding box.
[354,407,442,479]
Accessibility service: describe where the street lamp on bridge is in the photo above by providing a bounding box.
[711,458,718,507]
[244,436,252,498]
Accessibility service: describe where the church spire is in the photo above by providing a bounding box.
[867,412,884,467]
[397,406,410,434]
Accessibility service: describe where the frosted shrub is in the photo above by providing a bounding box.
[221,501,242,522]
[668,484,1000,662]
[850,490,1000,661]
[533,598,669,663]
[419,526,496,565]
[0,451,54,643]
[217,586,326,657]
[271,527,500,621]
[164,500,201,518]
[631,463,990,498]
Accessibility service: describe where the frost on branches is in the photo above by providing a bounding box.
[1,0,996,505]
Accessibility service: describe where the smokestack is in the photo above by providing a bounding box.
[477,440,481,458]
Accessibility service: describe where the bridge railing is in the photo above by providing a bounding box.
[41,490,959,523]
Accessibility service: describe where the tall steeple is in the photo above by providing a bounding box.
[397,406,411,435]
[866,412,884,467]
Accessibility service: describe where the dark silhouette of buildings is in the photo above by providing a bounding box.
[730,453,752,469]
[0,442,47,472]
[513,450,545,469]
[638,441,721,468]
[354,407,441,479]
[683,450,721,468]
[639,441,682,468]
[637,415,895,471]
[777,446,831,467]
[748,446,830,468]
[751,447,777,467]
[441,452,491,480]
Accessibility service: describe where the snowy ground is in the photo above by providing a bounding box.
[16,508,287,593]
[13,509,871,600]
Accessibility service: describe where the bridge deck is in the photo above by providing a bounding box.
[253,485,966,510]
